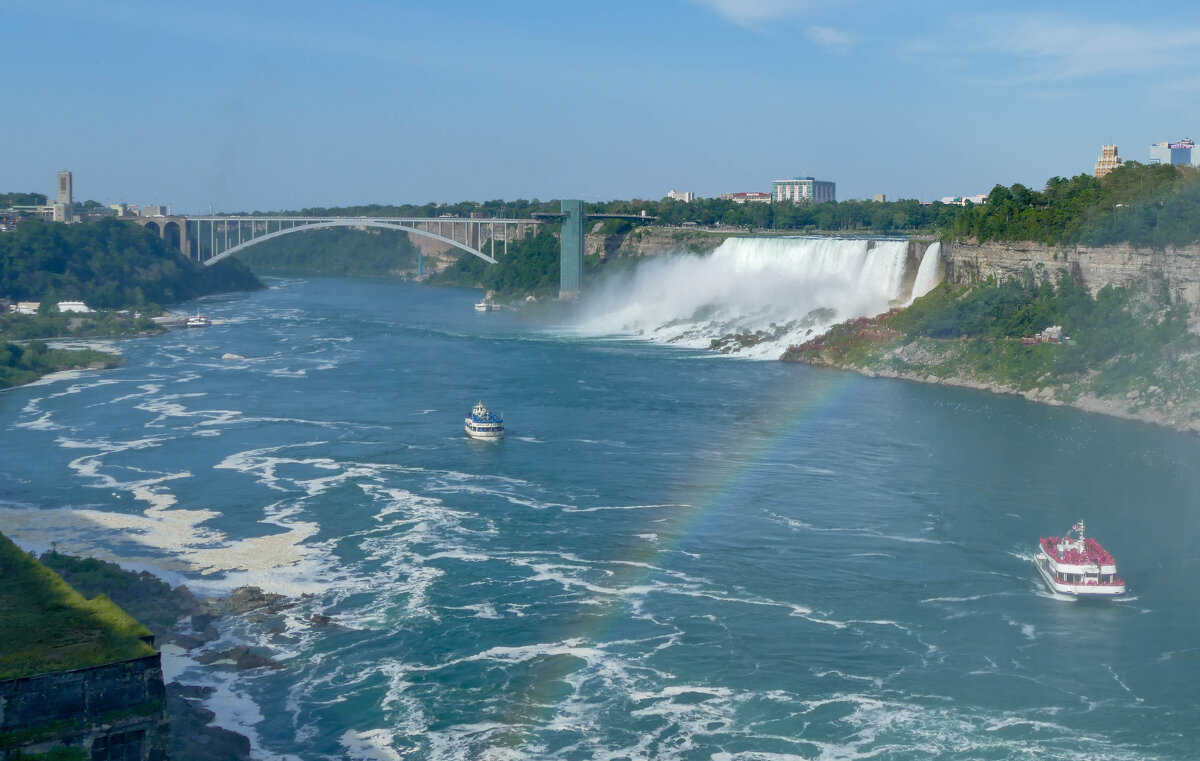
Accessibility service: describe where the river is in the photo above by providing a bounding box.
[2,269,1198,760]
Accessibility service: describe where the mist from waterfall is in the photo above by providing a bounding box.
[571,237,927,359]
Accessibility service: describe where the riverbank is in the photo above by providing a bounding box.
[782,315,1200,435]
[0,340,123,390]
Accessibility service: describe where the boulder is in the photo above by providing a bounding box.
[226,586,286,614]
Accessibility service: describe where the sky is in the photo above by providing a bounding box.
[3,0,1199,214]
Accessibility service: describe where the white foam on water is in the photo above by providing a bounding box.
[563,503,689,513]
[340,729,405,761]
[570,237,922,358]
[14,411,62,431]
[12,369,85,388]
[0,502,323,591]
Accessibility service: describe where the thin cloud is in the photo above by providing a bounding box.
[986,17,1200,80]
[805,25,854,49]
[692,0,810,28]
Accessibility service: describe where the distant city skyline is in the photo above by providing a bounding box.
[4,1,1200,213]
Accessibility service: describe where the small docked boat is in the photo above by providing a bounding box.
[1035,521,1125,596]
[465,401,504,440]
[185,314,212,328]
[474,301,497,312]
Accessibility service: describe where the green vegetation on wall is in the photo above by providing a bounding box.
[791,272,1198,400]
[427,226,561,299]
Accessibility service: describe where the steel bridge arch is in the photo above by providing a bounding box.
[201,219,498,266]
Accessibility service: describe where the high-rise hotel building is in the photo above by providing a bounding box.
[772,177,836,203]
[1149,139,1194,166]
[1095,145,1122,178]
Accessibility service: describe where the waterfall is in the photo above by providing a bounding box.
[571,237,923,359]
[908,242,942,304]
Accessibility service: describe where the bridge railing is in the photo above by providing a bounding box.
[176,216,542,265]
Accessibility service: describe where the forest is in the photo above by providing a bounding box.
[949,162,1200,247]
[275,196,958,234]
[0,218,262,311]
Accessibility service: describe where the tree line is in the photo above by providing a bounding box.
[261,162,1200,247]
[950,162,1200,247]
[0,218,262,312]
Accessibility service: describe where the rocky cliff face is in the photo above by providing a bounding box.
[944,241,1200,314]
[585,227,735,258]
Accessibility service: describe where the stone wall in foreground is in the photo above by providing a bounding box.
[0,654,169,761]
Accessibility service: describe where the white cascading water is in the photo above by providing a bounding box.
[572,237,934,359]
[908,241,942,303]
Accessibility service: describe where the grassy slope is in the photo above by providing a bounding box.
[0,533,154,680]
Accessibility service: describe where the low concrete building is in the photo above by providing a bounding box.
[57,301,94,314]
[940,195,988,206]
[718,192,772,204]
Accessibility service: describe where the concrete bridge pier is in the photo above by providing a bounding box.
[124,216,193,258]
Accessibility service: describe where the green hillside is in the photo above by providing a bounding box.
[0,217,262,310]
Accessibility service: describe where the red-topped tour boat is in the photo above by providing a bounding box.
[1035,521,1125,596]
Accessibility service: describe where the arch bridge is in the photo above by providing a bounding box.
[130,215,541,270]
[128,201,653,297]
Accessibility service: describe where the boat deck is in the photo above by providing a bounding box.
[1039,536,1114,566]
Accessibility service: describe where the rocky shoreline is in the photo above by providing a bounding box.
[40,553,335,761]
[786,341,1200,436]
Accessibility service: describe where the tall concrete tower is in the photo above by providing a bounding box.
[559,199,584,299]
[56,171,73,205]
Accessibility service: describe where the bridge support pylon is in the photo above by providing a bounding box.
[559,199,584,299]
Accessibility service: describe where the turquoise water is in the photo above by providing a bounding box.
[2,277,1199,760]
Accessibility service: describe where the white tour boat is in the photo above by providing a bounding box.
[185,314,212,328]
[474,301,497,312]
[1035,521,1125,596]
[465,401,504,440]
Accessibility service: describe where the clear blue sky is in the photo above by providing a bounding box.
[3,1,1197,213]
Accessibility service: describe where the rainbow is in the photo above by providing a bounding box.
[484,364,863,750]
